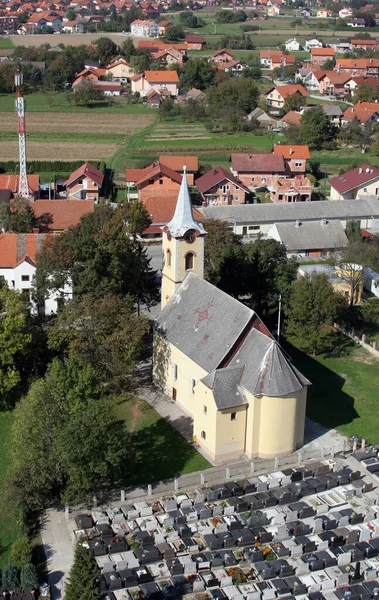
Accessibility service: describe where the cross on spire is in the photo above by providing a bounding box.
[166,167,205,238]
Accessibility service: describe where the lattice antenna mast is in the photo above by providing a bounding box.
[15,69,29,199]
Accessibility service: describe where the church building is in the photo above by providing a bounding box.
[154,170,310,463]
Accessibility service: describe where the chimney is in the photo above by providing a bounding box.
[32,228,39,234]
[366,168,370,173]
[290,148,293,155]
[359,168,362,174]
[321,218,327,226]
[337,63,340,73]
[295,220,301,228]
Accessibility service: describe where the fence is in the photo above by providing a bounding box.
[109,442,349,508]
[337,324,379,360]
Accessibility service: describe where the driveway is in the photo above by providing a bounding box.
[41,508,75,600]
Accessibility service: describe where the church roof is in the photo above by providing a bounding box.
[157,272,310,399]
[166,169,205,238]
[155,272,253,373]
[202,366,247,410]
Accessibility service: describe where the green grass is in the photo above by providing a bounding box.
[0,131,128,143]
[0,93,155,114]
[119,398,210,485]
[0,412,23,567]
[0,37,14,50]
[290,340,379,443]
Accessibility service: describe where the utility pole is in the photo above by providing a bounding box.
[15,69,29,199]
[277,294,282,342]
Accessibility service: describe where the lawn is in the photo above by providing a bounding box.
[289,339,379,443]
[0,37,14,50]
[0,412,23,567]
[0,93,155,114]
[118,398,211,485]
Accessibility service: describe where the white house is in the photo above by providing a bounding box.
[130,19,159,38]
[329,164,379,200]
[304,38,323,50]
[0,233,72,315]
[285,38,301,52]
[364,267,379,297]
[339,7,353,18]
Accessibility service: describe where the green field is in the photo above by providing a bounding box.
[119,398,211,485]
[0,412,23,567]
[0,37,14,50]
[291,340,379,443]
[0,93,155,114]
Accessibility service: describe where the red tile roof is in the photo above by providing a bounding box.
[135,161,182,186]
[329,164,379,194]
[231,153,285,174]
[195,166,250,195]
[185,35,205,44]
[31,200,94,231]
[0,232,48,268]
[64,162,103,187]
[144,70,179,83]
[267,85,308,100]
[143,194,204,232]
[281,111,302,126]
[0,174,39,195]
[273,144,310,159]
[159,155,198,172]
[343,101,379,123]
[311,47,335,56]
[125,168,145,183]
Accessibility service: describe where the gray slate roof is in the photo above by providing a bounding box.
[156,272,310,399]
[273,220,348,251]
[198,197,379,226]
[202,366,246,410]
[155,272,254,373]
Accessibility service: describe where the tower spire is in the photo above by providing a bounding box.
[166,167,205,238]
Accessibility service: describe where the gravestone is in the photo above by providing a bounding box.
[337,552,352,567]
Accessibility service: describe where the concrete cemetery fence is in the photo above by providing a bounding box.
[112,442,350,507]
[336,324,379,360]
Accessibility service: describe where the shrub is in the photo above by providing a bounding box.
[10,538,33,568]
[20,564,39,590]
[2,565,20,591]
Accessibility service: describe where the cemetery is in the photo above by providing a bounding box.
[69,449,379,600]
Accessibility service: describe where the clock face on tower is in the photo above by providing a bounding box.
[184,230,195,244]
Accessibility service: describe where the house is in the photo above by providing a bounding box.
[64,162,103,200]
[155,172,310,462]
[138,40,188,55]
[185,35,205,50]
[273,144,310,175]
[345,76,379,97]
[339,7,353,18]
[27,11,63,31]
[131,70,179,97]
[105,55,134,82]
[351,38,377,51]
[62,19,85,33]
[144,88,165,107]
[230,153,286,189]
[212,49,234,65]
[317,9,332,18]
[304,37,323,50]
[310,71,351,96]
[126,161,182,202]
[140,194,204,239]
[0,174,39,198]
[158,18,173,35]
[284,38,300,52]
[268,220,348,256]
[300,263,363,303]
[265,85,308,109]
[259,50,295,70]
[329,164,379,200]
[198,197,379,238]
[195,166,250,206]
[301,7,312,17]
[0,232,72,314]
[364,267,379,298]
[185,88,206,102]
[130,19,159,38]
[335,58,379,77]
[321,104,343,125]
[342,102,379,125]
[310,47,335,67]
[247,107,279,129]
[72,67,106,87]
[90,81,123,96]
[159,155,198,186]
[151,47,184,67]
[281,110,302,127]
[331,38,351,53]
[347,18,366,27]
[269,176,312,203]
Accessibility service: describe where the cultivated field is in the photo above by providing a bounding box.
[8,32,128,47]
[0,112,155,134]
[0,141,118,160]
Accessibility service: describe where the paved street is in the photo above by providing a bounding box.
[146,244,162,274]
[41,509,75,600]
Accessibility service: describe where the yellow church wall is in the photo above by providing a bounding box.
[161,231,204,308]
[193,382,247,462]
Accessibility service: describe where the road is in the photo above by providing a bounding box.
[41,509,75,600]
[146,244,162,274]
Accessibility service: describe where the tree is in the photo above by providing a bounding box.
[94,37,118,64]
[1,198,38,233]
[72,81,104,107]
[280,93,306,116]
[244,53,262,78]
[216,9,247,22]
[179,11,204,27]
[10,538,33,568]
[179,59,216,91]
[164,25,185,42]
[66,8,76,19]
[296,105,337,149]
[0,286,32,408]
[286,273,343,356]
[2,565,20,591]
[207,77,259,117]
[20,564,39,590]
[47,295,149,392]
[353,80,379,103]
[323,58,335,70]
[339,117,372,147]
[346,220,362,243]
[65,544,100,600]
[203,219,241,284]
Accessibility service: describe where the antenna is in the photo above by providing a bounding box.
[14,69,29,199]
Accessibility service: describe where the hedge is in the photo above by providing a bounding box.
[0,160,101,174]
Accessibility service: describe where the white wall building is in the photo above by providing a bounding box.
[130,20,159,38]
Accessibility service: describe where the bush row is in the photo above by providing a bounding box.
[136,144,266,155]
[0,160,102,174]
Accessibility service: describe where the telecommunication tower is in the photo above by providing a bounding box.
[15,69,29,198]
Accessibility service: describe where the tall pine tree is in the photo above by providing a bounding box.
[65,544,100,600]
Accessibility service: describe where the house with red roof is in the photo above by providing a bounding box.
[342,102,379,125]
[265,85,308,109]
[195,167,250,206]
[105,55,135,82]
[131,70,179,97]
[310,47,335,67]
[64,162,104,200]
[159,155,198,185]
[273,144,310,176]
[126,161,182,202]
[345,76,379,98]
[335,58,379,77]
[0,174,39,198]
[329,164,379,200]
[185,35,205,50]
[260,50,295,70]
[141,195,204,239]
[0,232,72,314]
[230,153,286,189]
[269,176,312,203]
[281,111,302,127]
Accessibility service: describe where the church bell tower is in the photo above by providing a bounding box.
[161,168,206,309]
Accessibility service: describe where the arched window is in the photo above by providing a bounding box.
[185,252,194,271]
[166,249,171,267]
